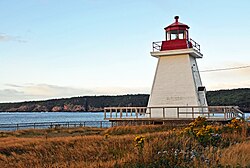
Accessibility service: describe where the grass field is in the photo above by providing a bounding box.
[0,118,249,168]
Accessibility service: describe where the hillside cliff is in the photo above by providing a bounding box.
[0,88,249,112]
[0,94,149,112]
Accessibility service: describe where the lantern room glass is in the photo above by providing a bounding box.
[166,30,188,41]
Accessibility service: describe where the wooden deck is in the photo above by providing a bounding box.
[104,106,245,126]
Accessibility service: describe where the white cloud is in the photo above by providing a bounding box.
[200,61,250,90]
[0,34,12,41]
[0,89,38,103]
[206,81,250,91]
[0,33,26,43]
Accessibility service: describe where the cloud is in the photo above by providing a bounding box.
[94,86,150,95]
[1,83,150,103]
[0,33,27,43]
[5,83,93,97]
[0,34,12,41]
[0,89,24,97]
[0,89,36,103]
[201,61,250,90]
[201,62,250,77]
[203,75,250,90]
[23,84,95,97]
[4,84,23,88]
[206,80,250,91]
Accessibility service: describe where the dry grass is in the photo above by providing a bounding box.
[103,124,180,135]
[0,133,137,168]
[220,141,250,167]
[0,122,249,167]
[0,127,105,138]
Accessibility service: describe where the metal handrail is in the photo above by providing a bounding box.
[152,39,201,52]
[190,38,200,52]
[152,41,162,52]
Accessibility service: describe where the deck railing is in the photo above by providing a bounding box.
[104,106,245,121]
[0,121,111,131]
[190,38,200,52]
[152,41,162,52]
[152,39,201,52]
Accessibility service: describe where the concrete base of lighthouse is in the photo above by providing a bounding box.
[147,48,207,118]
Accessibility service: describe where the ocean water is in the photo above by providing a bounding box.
[0,112,105,124]
[0,112,110,131]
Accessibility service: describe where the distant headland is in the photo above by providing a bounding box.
[0,88,249,112]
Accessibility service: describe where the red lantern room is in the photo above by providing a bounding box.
[152,16,200,52]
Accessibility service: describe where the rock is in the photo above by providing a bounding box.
[51,106,63,112]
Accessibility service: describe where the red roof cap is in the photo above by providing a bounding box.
[164,16,189,31]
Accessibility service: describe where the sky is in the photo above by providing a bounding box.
[1,0,250,103]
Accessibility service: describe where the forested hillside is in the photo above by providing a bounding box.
[206,88,250,111]
[0,88,249,112]
[0,94,149,112]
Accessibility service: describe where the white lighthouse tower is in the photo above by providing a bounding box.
[148,16,207,118]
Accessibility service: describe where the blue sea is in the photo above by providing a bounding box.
[0,112,105,124]
[0,112,109,131]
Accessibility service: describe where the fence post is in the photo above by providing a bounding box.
[104,109,106,119]
[149,108,151,118]
[16,124,19,131]
[192,107,194,119]
[207,107,210,119]
[120,109,122,118]
[177,107,180,118]
[163,108,165,118]
[224,107,227,120]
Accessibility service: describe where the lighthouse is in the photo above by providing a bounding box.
[104,16,244,123]
[148,16,207,118]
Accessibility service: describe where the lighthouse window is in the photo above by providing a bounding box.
[170,31,178,40]
[166,32,171,41]
[169,30,185,40]
[179,33,184,39]
[178,30,185,39]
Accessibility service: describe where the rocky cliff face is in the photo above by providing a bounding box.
[2,103,114,112]
[8,105,33,112]
[6,104,87,112]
